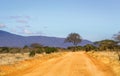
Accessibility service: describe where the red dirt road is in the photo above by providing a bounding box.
[8,52,115,76]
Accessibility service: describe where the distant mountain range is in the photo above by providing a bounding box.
[0,30,94,48]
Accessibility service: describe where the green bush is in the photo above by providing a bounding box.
[9,48,21,53]
[67,46,84,51]
[1,47,9,53]
[36,48,44,54]
[44,47,58,54]
[29,50,36,57]
[67,46,74,50]
[84,44,96,52]
[76,46,84,51]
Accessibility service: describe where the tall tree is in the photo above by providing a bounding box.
[65,33,82,51]
[114,31,120,43]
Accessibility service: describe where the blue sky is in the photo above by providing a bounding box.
[0,0,120,41]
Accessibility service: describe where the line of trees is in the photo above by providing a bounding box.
[0,43,59,57]
[67,39,120,51]
[65,32,120,51]
[0,32,120,59]
[65,32,120,60]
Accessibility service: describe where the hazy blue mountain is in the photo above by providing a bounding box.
[0,30,93,48]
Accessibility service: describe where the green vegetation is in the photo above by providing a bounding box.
[0,45,59,57]
[114,31,120,42]
[65,33,82,51]
[0,32,120,60]
[44,47,58,54]
[84,44,96,52]
[30,43,43,48]
[29,50,36,57]
[0,47,10,53]
[113,32,120,60]
[95,39,117,50]
[36,48,44,54]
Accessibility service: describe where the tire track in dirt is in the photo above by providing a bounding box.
[7,52,115,76]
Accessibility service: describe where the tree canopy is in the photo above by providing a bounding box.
[95,39,117,50]
[65,33,82,46]
[113,32,120,43]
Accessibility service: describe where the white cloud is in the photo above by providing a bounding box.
[0,24,6,28]
[16,20,28,24]
[9,16,21,19]
[23,29,45,35]
[34,31,45,35]
[16,25,30,30]
[23,29,32,34]
[9,16,31,19]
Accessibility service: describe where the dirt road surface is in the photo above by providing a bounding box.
[8,52,115,76]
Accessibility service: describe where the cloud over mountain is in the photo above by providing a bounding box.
[0,23,6,28]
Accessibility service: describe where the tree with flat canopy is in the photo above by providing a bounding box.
[65,33,82,51]
[95,39,117,50]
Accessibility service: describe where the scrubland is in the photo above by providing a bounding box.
[87,51,120,76]
[0,50,120,76]
[0,52,66,76]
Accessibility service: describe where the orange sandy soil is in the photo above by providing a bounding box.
[0,52,115,76]
[87,51,120,76]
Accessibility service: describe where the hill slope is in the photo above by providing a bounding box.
[0,30,93,48]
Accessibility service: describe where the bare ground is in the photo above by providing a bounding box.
[87,51,120,76]
[1,52,115,76]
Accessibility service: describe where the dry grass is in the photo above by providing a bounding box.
[0,52,66,76]
[87,51,120,76]
[0,53,31,65]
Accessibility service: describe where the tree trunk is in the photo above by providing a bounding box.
[73,44,77,52]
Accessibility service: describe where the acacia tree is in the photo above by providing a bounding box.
[65,33,82,51]
[97,39,117,50]
[114,32,120,43]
